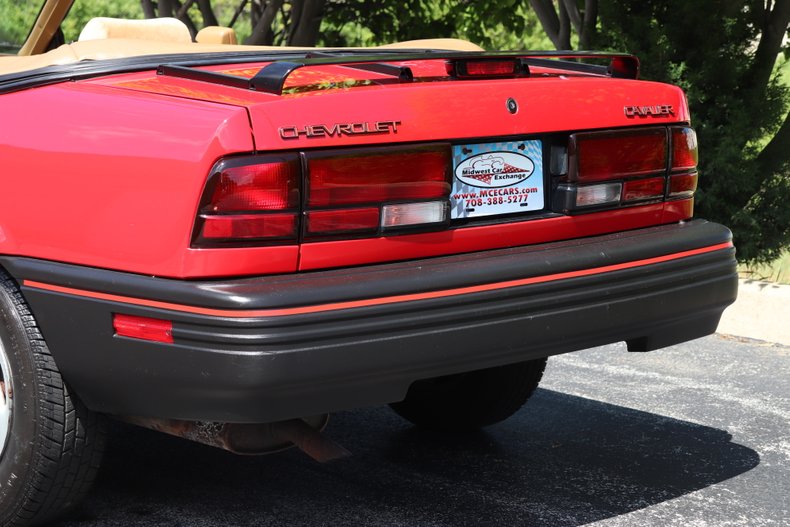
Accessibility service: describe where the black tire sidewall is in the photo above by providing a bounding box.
[0,283,41,520]
[391,358,547,430]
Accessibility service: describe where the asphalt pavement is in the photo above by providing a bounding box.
[57,335,789,526]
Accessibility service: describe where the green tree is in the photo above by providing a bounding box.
[594,0,790,263]
[0,0,42,50]
[318,0,551,50]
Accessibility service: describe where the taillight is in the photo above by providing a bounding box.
[193,146,452,246]
[201,213,297,239]
[671,127,698,170]
[669,172,698,198]
[554,125,698,213]
[194,125,699,248]
[569,128,667,182]
[669,126,698,200]
[194,155,300,246]
[306,147,449,207]
[447,58,529,79]
[622,176,665,202]
[306,208,379,235]
[304,145,451,237]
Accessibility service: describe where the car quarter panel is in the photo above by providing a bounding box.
[0,82,299,277]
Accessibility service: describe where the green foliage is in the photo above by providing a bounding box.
[597,0,790,263]
[0,0,42,50]
[320,0,552,49]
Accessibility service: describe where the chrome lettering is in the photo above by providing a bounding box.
[624,105,675,118]
[278,120,401,139]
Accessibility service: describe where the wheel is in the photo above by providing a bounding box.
[389,358,547,431]
[0,273,106,526]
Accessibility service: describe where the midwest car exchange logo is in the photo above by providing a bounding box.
[455,152,535,188]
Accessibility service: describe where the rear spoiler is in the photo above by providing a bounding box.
[156,50,640,95]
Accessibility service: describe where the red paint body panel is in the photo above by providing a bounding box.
[98,61,689,150]
[3,61,693,278]
[0,82,297,277]
[299,203,671,271]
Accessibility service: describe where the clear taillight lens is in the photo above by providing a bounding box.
[381,201,448,229]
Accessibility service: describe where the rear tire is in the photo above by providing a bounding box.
[390,358,547,431]
[0,273,106,526]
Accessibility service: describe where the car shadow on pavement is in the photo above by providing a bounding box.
[57,388,759,527]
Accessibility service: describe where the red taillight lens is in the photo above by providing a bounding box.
[466,60,516,75]
[194,155,300,246]
[200,213,296,239]
[622,177,665,202]
[669,172,698,198]
[306,146,450,207]
[556,126,699,214]
[113,314,173,344]
[571,128,667,182]
[207,156,299,212]
[447,59,527,78]
[671,127,698,170]
[306,208,380,235]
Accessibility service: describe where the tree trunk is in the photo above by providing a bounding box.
[197,0,219,27]
[750,0,790,94]
[250,0,261,34]
[140,0,156,18]
[158,0,175,17]
[559,0,598,49]
[287,0,326,47]
[561,0,582,34]
[173,0,198,37]
[529,0,572,50]
[757,110,790,175]
[751,0,790,176]
[245,0,284,45]
[580,0,598,50]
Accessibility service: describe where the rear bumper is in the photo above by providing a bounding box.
[3,219,737,423]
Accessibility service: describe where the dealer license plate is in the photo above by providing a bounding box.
[450,140,544,219]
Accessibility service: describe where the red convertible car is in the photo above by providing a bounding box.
[0,1,737,524]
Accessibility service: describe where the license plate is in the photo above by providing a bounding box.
[450,140,544,219]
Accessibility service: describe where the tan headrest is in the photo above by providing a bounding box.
[196,26,238,45]
[377,38,484,52]
[78,17,192,44]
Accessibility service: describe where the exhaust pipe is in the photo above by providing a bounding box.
[121,414,350,462]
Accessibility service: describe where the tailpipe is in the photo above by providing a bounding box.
[121,414,350,462]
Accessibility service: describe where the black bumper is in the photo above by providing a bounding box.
[3,220,737,423]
